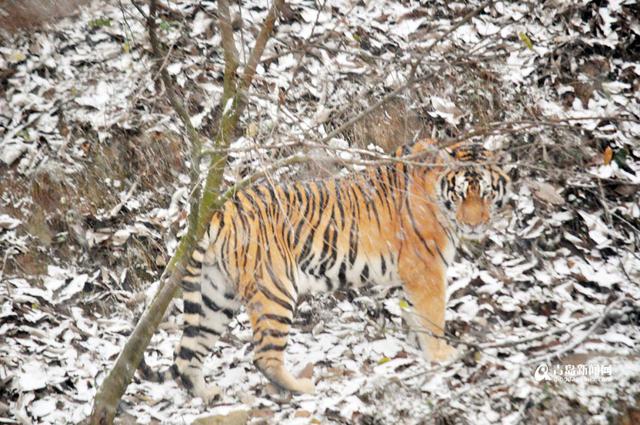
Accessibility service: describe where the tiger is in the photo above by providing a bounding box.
[140,139,509,402]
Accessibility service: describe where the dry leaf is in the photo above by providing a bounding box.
[529,181,564,206]
[192,411,249,425]
[603,146,613,165]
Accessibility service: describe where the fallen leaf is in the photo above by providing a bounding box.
[603,146,613,165]
[192,410,249,425]
[518,32,534,49]
[295,410,312,418]
[529,181,564,206]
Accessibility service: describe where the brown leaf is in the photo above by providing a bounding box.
[192,410,249,425]
[529,181,564,206]
[603,146,613,165]
[294,410,312,418]
[249,409,274,419]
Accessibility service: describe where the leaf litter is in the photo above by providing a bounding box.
[1,0,640,424]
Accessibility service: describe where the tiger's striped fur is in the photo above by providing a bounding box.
[140,139,509,401]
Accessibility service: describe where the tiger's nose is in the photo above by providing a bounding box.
[456,194,490,227]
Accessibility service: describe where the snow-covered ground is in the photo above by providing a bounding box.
[1,0,639,424]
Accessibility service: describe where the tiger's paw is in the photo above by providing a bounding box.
[429,343,458,363]
[194,384,222,404]
[293,378,315,395]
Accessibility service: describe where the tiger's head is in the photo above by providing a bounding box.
[435,143,509,240]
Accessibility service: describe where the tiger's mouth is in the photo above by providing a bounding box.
[460,231,486,241]
[457,224,488,241]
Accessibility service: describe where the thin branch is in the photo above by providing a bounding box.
[240,0,284,91]
[524,298,635,365]
[218,0,239,81]
[480,306,636,349]
[217,153,308,202]
[314,0,496,146]
[147,2,201,154]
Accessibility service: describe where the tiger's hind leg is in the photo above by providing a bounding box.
[175,260,240,403]
[247,271,314,395]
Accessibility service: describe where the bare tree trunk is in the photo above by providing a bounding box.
[89,1,283,423]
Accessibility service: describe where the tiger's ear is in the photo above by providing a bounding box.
[437,145,456,164]
[412,138,438,154]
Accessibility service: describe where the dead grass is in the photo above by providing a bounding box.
[0,0,90,33]
[349,97,425,153]
[0,128,186,293]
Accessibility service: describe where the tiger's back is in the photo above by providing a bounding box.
[217,173,405,292]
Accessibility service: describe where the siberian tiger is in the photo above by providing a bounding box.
[140,139,509,401]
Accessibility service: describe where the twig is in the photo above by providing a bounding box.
[410,0,495,76]
[218,0,239,77]
[239,0,284,92]
[524,298,635,365]
[480,306,636,349]
[147,0,203,162]
[216,153,308,203]
[107,180,140,219]
[305,0,497,148]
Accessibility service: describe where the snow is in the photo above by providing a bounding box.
[1,0,640,423]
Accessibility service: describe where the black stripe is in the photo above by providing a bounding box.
[256,343,287,353]
[178,346,200,361]
[258,329,289,339]
[405,199,436,258]
[299,235,315,272]
[334,183,344,228]
[255,329,289,345]
[184,326,199,337]
[258,314,292,326]
[180,373,194,389]
[435,244,450,267]
[201,294,220,312]
[360,264,369,282]
[199,325,221,336]
[181,279,199,292]
[188,257,202,270]
[184,300,202,315]
[348,219,358,266]
[292,195,309,248]
[209,216,222,246]
[266,266,294,303]
[219,233,230,276]
[259,285,294,312]
[338,261,347,288]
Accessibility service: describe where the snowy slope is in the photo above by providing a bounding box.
[1,0,639,424]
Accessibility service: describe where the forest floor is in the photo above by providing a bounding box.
[1,0,640,424]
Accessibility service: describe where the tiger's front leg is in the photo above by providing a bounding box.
[399,248,457,362]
